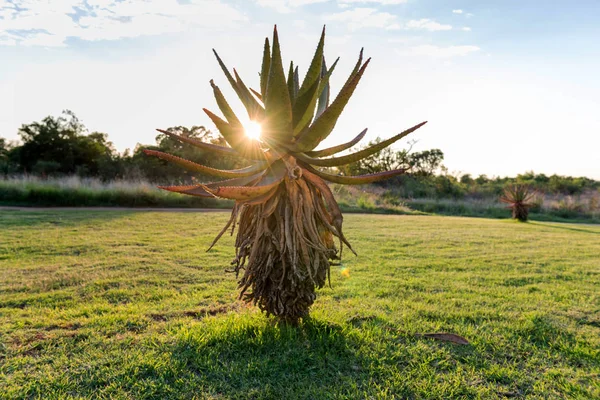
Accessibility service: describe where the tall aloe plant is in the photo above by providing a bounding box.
[500,184,536,222]
[145,26,427,324]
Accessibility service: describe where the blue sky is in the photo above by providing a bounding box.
[1,0,599,179]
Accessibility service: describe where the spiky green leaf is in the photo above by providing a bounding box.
[302,163,408,185]
[292,57,339,137]
[291,78,321,136]
[305,128,367,158]
[260,37,270,99]
[344,48,363,88]
[250,88,262,102]
[287,61,295,104]
[315,57,330,119]
[233,69,264,120]
[296,121,427,167]
[297,26,325,101]
[295,58,371,151]
[156,128,237,157]
[212,49,246,105]
[203,108,245,148]
[293,66,300,99]
[264,26,293,142]
[209,80,242,127]
[143,149,266,178]
[212,49,264,121]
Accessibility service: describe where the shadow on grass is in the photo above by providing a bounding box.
[513,313,599,369]
[13,312,598,398]
[162,315,484,398]
[529,221,600,235]
[164,318,382,398]
[14,315,483,399]
[0,210,145,228]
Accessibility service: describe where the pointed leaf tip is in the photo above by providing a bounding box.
[154,128,239,157]
[264,24,293,141]
[305,128,368,158]
[260,37,271,99]
[295,53,371,151]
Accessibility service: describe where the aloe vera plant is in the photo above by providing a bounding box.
[500,184,536,222]
[145,26,427,324]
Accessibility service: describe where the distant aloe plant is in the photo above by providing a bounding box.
[500,185,536,222]
[145,26,427,324]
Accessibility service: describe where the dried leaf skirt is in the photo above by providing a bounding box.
[223,173,351,324]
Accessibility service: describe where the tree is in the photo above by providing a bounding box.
[409,149,444,176]
[340,137,412,176]
[460,173,474,184]
[475,174,489,185]
[0,137,8,160]
[0,137,10,174]
[15,110,117,177]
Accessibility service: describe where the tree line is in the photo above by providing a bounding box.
[1,110,597,198]
[0,110,243,184]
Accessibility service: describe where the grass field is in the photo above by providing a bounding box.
[1,211,599,399]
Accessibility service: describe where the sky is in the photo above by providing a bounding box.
[1,0,599,179]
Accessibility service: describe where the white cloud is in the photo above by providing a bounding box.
[462,27,472,32]
[324,7,397,30]
[20,32,70,47]
[324,10,453,32]
[0,37,16,46]
[453,9,474,18]
[405,44,480,58]
[405,19,452,31]
[255,0,329,13]
[338,0,407,4]
[0,0,247,47]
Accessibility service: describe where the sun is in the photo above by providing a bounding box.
[244,121,262,140]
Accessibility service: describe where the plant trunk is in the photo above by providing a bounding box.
[230,175,341,324]
[512,204,529,222]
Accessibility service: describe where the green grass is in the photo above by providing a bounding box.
[1,211,599,399]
